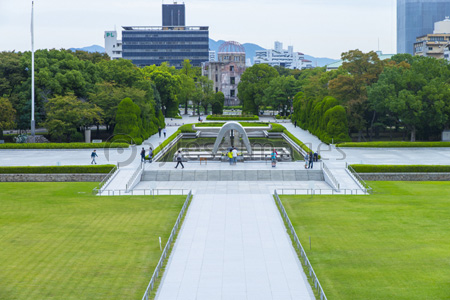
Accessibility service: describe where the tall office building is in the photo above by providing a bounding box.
[162,3,185,26]
[397,0,450,54]
[121,3,209,68]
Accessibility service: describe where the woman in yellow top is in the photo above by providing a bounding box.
[227,150,233,165]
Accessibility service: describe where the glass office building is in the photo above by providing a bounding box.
[122,26,209,68]
[398,0,450,54]
[162,4,185,26]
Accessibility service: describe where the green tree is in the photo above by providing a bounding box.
[262,75,300,116]
[44,94,103,142]
[198,76,214,115]
[113,97,143,144]
[149,70,181,117]
[328,50,384,141]
[238,64,279,115]
[0,97,16,139]
[212,91,225,114]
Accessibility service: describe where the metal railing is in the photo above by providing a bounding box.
[322,162,340,192]
[92,165,118,195]
[97,188,191,196]
[142,190,192,300]
[274,190,328,300]
[281,132,307,157]
[346,164,373,194]
[152,134,183,162]
[276,188,367,195]
[126,162,144,192]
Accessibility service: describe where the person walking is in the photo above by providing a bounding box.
[271,149,278,168]
[294,120,297,128]
[91,150,98,165]
[140,147,146,163]
[148,147,153,163]
[227,149,233,165]
[158,126,162,138]
[174,150,184,169]
[314,151,318,162]
[232,147,238,165]
[163,127,167,138]
[309,151,314,169]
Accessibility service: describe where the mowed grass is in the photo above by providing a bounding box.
[0,183,185,300]
[280,181,450,300]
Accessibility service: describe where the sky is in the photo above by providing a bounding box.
[0,0,397,59]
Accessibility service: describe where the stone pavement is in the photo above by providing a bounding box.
[155,193,315,300]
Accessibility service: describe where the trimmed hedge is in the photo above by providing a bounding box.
[0,142,129,149]
[350,164,450,173]
[195,122,270,127]
[268,123,286,132]
[338,141,450,148]
[150,130,181,158]
[275,115,291,120]
[0,165,116,174]
[206,115,259,121]
[283,130,313,154]
[178,124,196,133]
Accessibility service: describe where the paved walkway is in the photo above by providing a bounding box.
[156,193,315,300]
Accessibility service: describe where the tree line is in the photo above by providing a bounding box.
[238,51,450,142]
[0,49,224,143]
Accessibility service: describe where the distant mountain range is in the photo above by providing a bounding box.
[70,40,337,67]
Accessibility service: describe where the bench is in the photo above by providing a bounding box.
[199,157,207,165]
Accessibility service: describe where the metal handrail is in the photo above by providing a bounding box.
[97,188,191,196]
[125,162,144,192]
[152,134,183,162]
[281,132,307,157]
[275,188,367,195]
[142,190,192,300]
[347,164,373,194]
[92,165,118,195]
[322,162,340,192]
[274,190,328,300]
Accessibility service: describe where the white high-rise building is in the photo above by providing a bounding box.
[254,41,313,70]
[104,31,122,60]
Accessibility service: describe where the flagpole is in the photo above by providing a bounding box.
[31,0,35,137]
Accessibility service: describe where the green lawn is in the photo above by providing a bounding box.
[0,183,185,300]
[280,181,450,300]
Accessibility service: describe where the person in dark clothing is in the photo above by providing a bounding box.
[174,150,184,169]
[309,151,314,169]
[314,152,318,162]
[140,148,146,162]
[91,150,98,164]
[158,126,162,137]
[294,120,297,128]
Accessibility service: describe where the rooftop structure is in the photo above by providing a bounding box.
[414,17,450,59]
[162,3,185,27]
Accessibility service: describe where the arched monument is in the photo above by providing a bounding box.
[212,122,252,155]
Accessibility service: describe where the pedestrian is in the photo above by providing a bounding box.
[158,126,162,137]
[163,127,167,138]
[294,120,297,128]
[140,147,146,163]
[271,149,278,168]
[148,147,153,163]
[314,152,318,162]
[91,149,98,165]
[304,152,309,169]
[232,147,238,165]
[227,149,233,165]
[309,151,314,169]
[174,150,184,169]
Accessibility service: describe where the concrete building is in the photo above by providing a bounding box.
[397,0,450,55]
[104,3,209,68]
[104,31,122,60]
[414,17,450,59]
[202,41,246,106]
[209,50,216,62]
[254,41,313,70]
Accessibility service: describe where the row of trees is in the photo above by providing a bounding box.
[0,49,223,142]
[239,51,450,142]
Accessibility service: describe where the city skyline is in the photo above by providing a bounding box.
[2,0,397,59]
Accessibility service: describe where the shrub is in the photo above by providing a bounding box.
[0,165,116,174]
[350,164,450,173]
[114,98,143,142]
[195,122,270,127]
[268,123,286,132]
[206,115,259,121]
[179,124,195,133]
[0,142,129,149]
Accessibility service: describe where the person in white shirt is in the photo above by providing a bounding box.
[232,147,238,165]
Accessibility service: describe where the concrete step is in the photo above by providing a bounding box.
[141,169,324,181]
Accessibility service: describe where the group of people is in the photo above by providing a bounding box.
[158,126,167,138]
[227,147,239,165]
[304,151,318,169]
[140,147,153,163]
